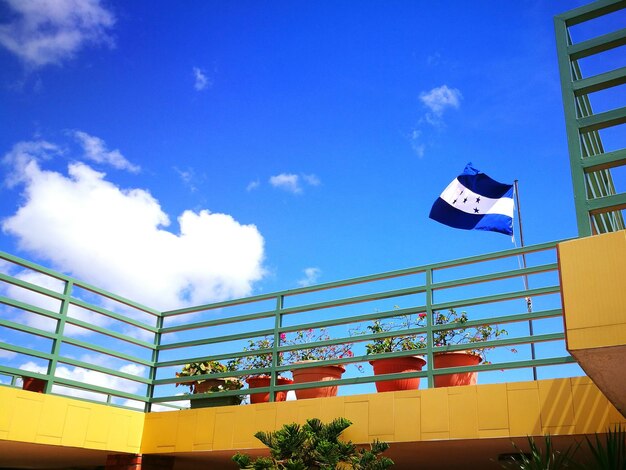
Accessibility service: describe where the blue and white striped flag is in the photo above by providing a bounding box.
[429,163,514,236]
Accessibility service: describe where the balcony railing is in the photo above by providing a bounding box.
[0,240,579,411]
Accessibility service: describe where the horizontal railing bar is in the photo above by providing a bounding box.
[0,341,54,360]
[64,316,155,349]
[0,366,53,382]
[430,308,563,332]
[578,106,626,133]
[431,263,558,291]
[0,295,63,320]
[573,66,626,96]
[58,357,152,385]
[153,366,273,386]
[160,309,277,334]
[278,305,425,334]
[587,192,626,214]
[51,376,149,402]
[432,285,560,311]
[164,285,429,334]
[0,251,159,317]
[0,272,65,301]
[162,241,561,317]
[69,298,158,333]
[279,285,427,316]
[558,0,625,27]
[0,318,58,339]
[151,387,246,403]
[61,336,153,367]
[581,148,626,172]
[568,27,626,60]
[158,328,275,351]
[71,283,160,317]
[155,349,256,368]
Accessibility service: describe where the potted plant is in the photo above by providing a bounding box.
[239,336,293,404]
[175,360,243,408]
[21,376,47,393]
[285,328,354,400]
[432,308,508,388]
[364,314,427,393]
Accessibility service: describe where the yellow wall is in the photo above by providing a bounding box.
[141,377,625,454]
[0,387,144,453]
[558,230,626,350]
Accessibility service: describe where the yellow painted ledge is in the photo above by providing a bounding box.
[141,377,625,454]
[558,231,626,417]
[558,230,626,351]
[0,387,144,453]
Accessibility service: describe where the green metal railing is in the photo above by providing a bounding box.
[555,0,626,237]
[150,240,575,408]
[0,240,578,411]
[0,251,159,411]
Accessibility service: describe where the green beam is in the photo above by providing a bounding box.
[581,148,626,173]
[573,66,626,96]
[568,28,626,60]
[578,106,626,133]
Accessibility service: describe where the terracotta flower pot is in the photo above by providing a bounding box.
[246,375,294,404]
[370,356,427,393]
[22,377,46,393]
[433,352,481,388]
[291,362,345,400]
[190,378,241,408]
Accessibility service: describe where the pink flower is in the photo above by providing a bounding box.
[280,333,287,341]
[418,313,427,319]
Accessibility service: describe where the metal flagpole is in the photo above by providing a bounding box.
[513,180,538,381]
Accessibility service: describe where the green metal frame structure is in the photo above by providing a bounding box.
[0,240,574,412]
[554,0,626,236]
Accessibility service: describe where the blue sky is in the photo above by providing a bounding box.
[1,0,624,308]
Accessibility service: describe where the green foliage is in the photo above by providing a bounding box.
[174,360,243,393]
[582,424,625,470]
[232,417,394,469]
[502,427,626,470]
[433,308,510,362]
[501,435,578,470]
[364,315,426,355]
[286,329,355,363]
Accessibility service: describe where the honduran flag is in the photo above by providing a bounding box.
[429,163,514,236]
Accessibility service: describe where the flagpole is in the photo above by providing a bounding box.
[514,180,537,381]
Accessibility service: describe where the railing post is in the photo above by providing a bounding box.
[425,269,434,389]
[145,313,163,412]
[46,279,73,394]
[270,295,284,403]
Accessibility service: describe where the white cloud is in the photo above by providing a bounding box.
[302,174,321,186]
[0,0,116,68]
[2,140,61,188]
[297,267,321,287]
[246,180,260,192]
[410,129,425,158]
[270,173,301,194]
[73,131,140,173]
[269,173,321,194]
[193,67,210,91]
[408,85,462,157]
[2,139,266,310]
[419,85,462,116]
[174,166,200,192]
